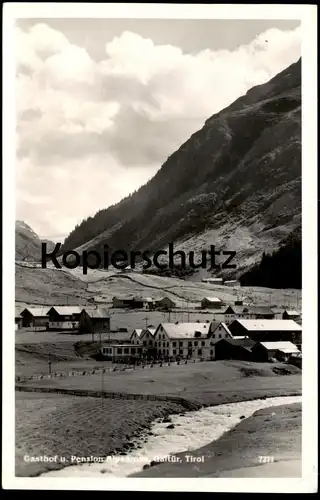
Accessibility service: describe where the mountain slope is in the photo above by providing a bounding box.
[61,59,301,277]
[15,221,55,262]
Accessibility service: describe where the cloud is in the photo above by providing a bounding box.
[15,22,301,238]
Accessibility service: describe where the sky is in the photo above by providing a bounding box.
[15,18,301,241]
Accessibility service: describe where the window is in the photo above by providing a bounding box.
[143,341,147,346]
[131,348,136,354]
[201,341,205,346]
[149,340,153,346]
[219,334,222,338]
[194,341,198,346]
[188,341,192,347]
[172,341,176,347]
[163,342,166,348]
[117,348,122,354]
[210,350,214,356]
[179,341,183,346]
[210,341,214,346]
[167,342,169,347]
[198,349,202,356]
[124,348,129,354]
[179,350,183,355]
[173,350,176,355]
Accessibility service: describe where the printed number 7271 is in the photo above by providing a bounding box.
[258,456,274,463]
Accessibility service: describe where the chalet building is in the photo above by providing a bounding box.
[46,306,82,331]
[154,297,176,310]
[78,308,110,333]
[215,338,255,361]
[201,297,222,310]
[224,305,275,324]
[282,310,301,320]
[251,341,300,362]
[101,344,142,362]
[228,319,302,345]
[20,308,49,328]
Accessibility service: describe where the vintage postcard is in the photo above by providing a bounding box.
[2,2,318,493]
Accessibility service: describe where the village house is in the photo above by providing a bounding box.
[78,308,110,333]
[228,319,302,345]
[101,344,142,362]
[214,337,256,361]
[46,306,82,331]
[223,305,275,324]
[251,341,301,362]
[201,297,222,309]
[154,297,176,310]
[282,310,301,320]
[20,308,49,328]
[112,296,152,309]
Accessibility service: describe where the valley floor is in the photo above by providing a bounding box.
[15,360,301,477]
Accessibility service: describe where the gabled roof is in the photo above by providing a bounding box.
[20,307,48,317]
[82,308,110,318]
[210,322,232,336]
[113,296,134,301]
[232,319,302,332]
[216,337,256,348]
[131,329,143,338]
[257,341,300,352]
[157,322,210,339]
[224,305,244,314]
[202,297,222,303]
[283,310,300,316]
[46,306,82,315]
[154,296,176,302]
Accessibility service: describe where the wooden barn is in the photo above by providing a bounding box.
[251,341,301,362]
[201,297,222,309]
[20,308,49,328]
[79,308,110,333]
[154,297,176,310]
[214,338,255,361]
[228,319,302,345]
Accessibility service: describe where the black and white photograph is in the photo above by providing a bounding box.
[2,2,317,493]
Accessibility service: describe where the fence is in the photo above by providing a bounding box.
[15,358,208,383]
[15,385,200,410]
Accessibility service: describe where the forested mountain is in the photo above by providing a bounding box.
[239,227,302,288]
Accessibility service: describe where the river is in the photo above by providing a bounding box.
[41,394,301,477]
